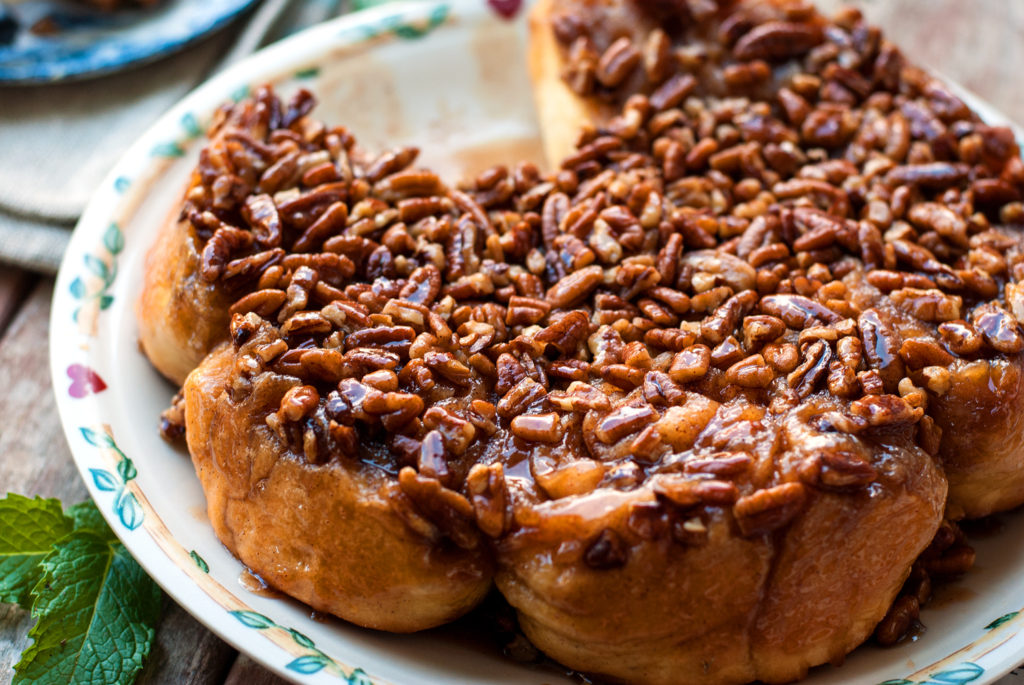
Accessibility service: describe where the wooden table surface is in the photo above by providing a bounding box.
[1,1,1023,683]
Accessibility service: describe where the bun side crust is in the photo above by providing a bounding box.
[498,498,770,685]
[528,0,606,167]
[933,358,1024,519]
[137,181,230,386]
[184,343,494,632]
[752,435,946,682]
[496,398,945,685]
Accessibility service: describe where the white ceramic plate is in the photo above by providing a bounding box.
[49,2,1024,683]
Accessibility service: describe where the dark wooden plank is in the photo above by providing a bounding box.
[0,281,83,681]
[0,269,34,338]
[135,596,237,685]
[222,655,292,685]
[0,283,85,504]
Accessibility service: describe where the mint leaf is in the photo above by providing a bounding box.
[14,531,161,685]
[66,501,115,542]
[0,495,72,607]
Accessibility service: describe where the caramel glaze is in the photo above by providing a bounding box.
[142,0,1024,680]
[486,307,945,684]
[532,0,1024,522]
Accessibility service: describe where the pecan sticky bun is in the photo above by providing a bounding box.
[137,1,1024,682]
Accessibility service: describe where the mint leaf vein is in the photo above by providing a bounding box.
[0,495,73,608]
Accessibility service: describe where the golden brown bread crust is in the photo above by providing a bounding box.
[496,395,945,685]
[932,357,1024,518]
[184,337,494,632]
[499,497,771,685]
[137,184,231,386]
[528,0,625,165]
[750,411,945,681]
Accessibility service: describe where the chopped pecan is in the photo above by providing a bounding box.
[937,320,984,355]
[397,467,477,549]
[546,266,604,308]
[496,377,547,419]
[734,22,823,61]
[584,529,628,569]
[849,394,923,426]
[510,413,561,443]
[733,482,807,537]
[466,463,509,538]
[799,450,877,490]
[595,404,658,444]
[787,340,832,398]
[760,294,841,328]
[972,303,1024,353]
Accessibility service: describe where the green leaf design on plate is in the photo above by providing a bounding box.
[288,628,316,649]
[114,490,143,531]
[70,225,121,325]
[103,222,124,255]
[189,550,209,574]
[0,495,72,608]
[231,610,276,630]
[347,668,373,685]
[83,254,109,281]
[923,663,984,685]
[69,277,86,300]
[393,4,449,39]
[295,66,320,79]
[90,469,118,492]
[14,531,161,684]
[230,609,371,680]
[181,112,202,139]
[117,457,137,483]
[151,141,185,158]
[985,611,1019,630]
[81,429,145,531]
[878,680,914,685]
[287,655,330,675]
[80,427,114,448]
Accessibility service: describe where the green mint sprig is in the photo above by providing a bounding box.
[0,494,161,685]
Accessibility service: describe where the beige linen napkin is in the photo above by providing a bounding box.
[0,0,342,274]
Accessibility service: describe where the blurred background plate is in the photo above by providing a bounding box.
[0,0,259,83]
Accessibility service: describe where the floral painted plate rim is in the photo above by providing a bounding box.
[47,1,1024,683]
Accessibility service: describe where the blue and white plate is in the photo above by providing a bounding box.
[0,0,258,83]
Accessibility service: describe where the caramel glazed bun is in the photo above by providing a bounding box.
[138,3,1024,685]
[529,0,1024,521]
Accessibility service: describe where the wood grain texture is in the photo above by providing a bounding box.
[135,595,237,685]
[221,655,292,685]
[0,281,86,682]
[1,2,1023,683]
